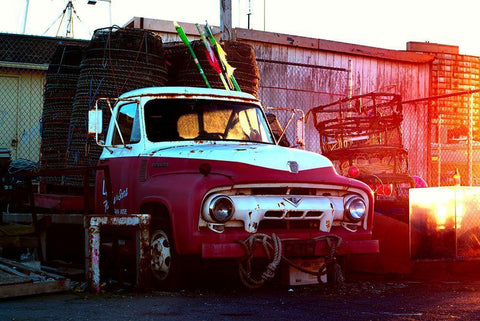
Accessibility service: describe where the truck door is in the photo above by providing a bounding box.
[101,101,142,215]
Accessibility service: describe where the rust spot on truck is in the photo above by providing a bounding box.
[128,92,259,106]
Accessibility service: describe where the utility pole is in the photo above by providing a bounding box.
[220,0,232,41]
[87,0,112,26]
[247,0,251,29]
[22,0,30,34]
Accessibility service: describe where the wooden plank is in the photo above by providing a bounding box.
[316,51,327,67]
[325,52,334,68]
[352,57,362,95]
[338,54,349,70]
[360,57,369,93]
[376,59,385,92]
[318,38,434,64]
[0,263,29,278]
[369,58,378,93]
[384,59,393,92]
[236,28,317,49]
[349,57,359,95]
[0,270,29,285]
[236,27,433,63]
[407,42,459,55]
[286,45,297,64]
[255,42,272,60]
[391,62,399,94]
[0,279,70,299]
[0,258,70,298]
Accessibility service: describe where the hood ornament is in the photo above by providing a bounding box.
[284,196,302,207]
[287,161,299,173]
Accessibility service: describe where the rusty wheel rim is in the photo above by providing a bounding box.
[150,230,172,281]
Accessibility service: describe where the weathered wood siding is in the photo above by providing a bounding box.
[237,31,431,179]
[126,18,433,179]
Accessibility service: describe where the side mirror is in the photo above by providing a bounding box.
[88,109,103,136]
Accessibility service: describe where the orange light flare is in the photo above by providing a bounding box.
[410,187,459,231]
[455,192,464,230]
[435,205,449,230]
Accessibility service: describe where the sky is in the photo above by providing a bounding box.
[2,0,480,56]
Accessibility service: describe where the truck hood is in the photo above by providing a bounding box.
[142,142,333,173]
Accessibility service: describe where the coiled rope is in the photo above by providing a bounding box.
[237,233,343,289]
[237,233,282,289]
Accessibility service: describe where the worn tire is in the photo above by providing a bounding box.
[150,225,181,290]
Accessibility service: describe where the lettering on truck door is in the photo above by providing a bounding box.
[106,101,141,215]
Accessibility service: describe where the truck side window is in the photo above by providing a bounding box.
[112,102,140,145]
[145,101,183,141]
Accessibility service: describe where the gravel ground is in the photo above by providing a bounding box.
[2,277,480,321]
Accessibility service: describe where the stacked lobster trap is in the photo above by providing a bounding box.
[311,92,414,223]
[38,25,260,190]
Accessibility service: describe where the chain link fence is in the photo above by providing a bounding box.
[428,92,480,187]
[258,62,480,190]
[257,59,349,154]
[0,34,86,164]
[2,34,480,190]
[0,67,45,162]
[258,62,480,260]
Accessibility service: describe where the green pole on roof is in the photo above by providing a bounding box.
[174,21,211,88]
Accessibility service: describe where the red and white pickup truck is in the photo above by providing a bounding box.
[89,86,378,287]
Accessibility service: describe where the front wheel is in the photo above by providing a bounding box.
[150,229,180,289]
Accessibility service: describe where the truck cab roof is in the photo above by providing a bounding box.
[118,86,260,103]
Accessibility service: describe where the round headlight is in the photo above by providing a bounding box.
[209,196,234,223]
[345,197,366,222]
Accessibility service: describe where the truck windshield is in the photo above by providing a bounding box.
[144,99,275,144]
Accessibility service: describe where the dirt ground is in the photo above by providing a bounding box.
[2,279,480,321]
[3,261,480,321]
